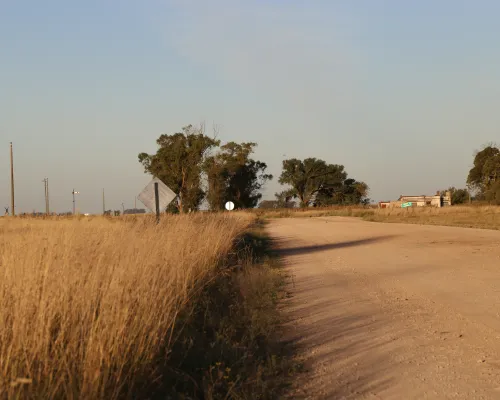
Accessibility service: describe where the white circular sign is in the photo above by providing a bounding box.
[225,201,235,211]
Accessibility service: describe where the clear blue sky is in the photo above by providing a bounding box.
[1,0,499,213]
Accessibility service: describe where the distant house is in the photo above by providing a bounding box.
[378,201,391,209]
[380,191,452,208]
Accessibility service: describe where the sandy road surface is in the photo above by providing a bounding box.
[267,217,500,400]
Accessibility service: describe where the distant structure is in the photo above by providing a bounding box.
[123,208,146,215]
[258,200,279,209]
[379,191,452,208]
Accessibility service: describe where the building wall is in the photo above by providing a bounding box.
[381,193,452,209]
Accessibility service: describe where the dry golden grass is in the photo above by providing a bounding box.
[366,205,500,230]
[253,206,375,220]
[255,205,500,230]
[0,213,253,399]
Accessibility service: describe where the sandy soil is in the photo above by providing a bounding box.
[267,217,500,400]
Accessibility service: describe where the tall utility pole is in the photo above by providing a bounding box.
[10,142,15,216]
[72,189,79,215]
[42,178,50,215]
[102,188,105,214]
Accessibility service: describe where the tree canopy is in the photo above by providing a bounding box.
[278,158,369,207]
[485,181,500,205]
[467,145,500,203]
[204,142,272,210]
[138,125,220,213]
[440,187,470,205]
[139,125,272,212]
[314,178,370,206]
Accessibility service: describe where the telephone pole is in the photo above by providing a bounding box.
[10,142,15,216]
[42,178,50,215]
[102,188,105,214]
[72,189,80,215]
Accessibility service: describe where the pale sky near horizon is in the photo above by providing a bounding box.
[1,1,499,214]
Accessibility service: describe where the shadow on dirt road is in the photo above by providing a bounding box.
[274,235,398,257]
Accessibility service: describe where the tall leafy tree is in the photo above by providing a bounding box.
[278,158,347,207]
[204,142,272,210]
[204,156,228,212]
[138,125,220,213]
[315,178,370,206]
[485,180,500,205]
[467,145,500,199]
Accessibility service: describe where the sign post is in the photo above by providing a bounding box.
[154,182,160,224]
[401,202,413,208]
[137,178,177,224]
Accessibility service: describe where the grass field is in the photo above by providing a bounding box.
[0,213,290,399]
[255,205,500,230]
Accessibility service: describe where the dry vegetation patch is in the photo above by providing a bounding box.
[364,205,500,230]
[254,205,500,230]
[0,213,277,399]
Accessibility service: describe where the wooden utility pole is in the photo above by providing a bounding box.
[102,189,105,214]
[10,142,15,216]
[72,189,79,215]
[47,178,49,214]
[43,178,49,215]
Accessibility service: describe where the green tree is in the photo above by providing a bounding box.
[452,188,469,205]
[204,142,272,210]
[139,125,220,213]
[467,145,500,199]
[275,189,296,208]
[315,178,370,206]
[485,180,500,205]
[278,158,347,207]
[204,156,228,211]
[440,187,470,205]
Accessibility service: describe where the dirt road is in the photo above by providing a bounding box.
[267,217,500,399]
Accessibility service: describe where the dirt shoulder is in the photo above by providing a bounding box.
[269,217,500,399]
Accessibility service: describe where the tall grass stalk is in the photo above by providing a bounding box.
[0,213,252,399]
